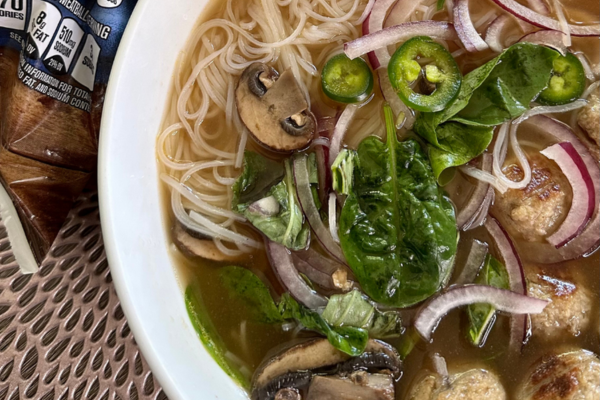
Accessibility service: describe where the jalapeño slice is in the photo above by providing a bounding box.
[538,53,586,106]
[388,36,462,113]
[322,54,374,103]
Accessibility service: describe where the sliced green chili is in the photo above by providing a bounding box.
[322,53,374,103]
[537,52,586,106]
[388,36,462,112]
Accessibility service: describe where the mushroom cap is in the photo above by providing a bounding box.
[251,338,401,400]
[254,339,401,388]
[236,63,316,153]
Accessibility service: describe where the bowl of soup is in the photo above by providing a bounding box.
[99,0,600,399]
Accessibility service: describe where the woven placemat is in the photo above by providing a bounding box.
[0,186,166,400]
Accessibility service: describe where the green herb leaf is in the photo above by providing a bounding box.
[322,290,402,338]
[219,266,283,324]
[339,105,458,307]
[332,149,357,195]
[414,43,559,181]
[437,0,446,11]
[185,281,250,389]
[453,43,559,125]
[416,119,494,181]
[279,293,368,356]
[233,153,309,250]
[467,255,510,346]
[307,152,322,209]
[232,151,284,208]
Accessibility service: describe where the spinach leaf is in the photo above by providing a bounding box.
[437,0,445,10]
[414,43,559,181]
[185,281,250,389]
[332,149,356,195]
[307,152,322,209]
[219,266,283,324]
[232,151,284,208]
[467,255,510,346]
[233,153,309,250]
[219,266,368,356]
[453,43,559,126]
[339,105,458,308]
[415,118,494,182]
[322,290,402,338]
[279,293,368,356]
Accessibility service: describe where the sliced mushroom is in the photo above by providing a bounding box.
[252,339,401,400]
[236,63,316,153]
[306,374,395,400]
[172,223,245,262]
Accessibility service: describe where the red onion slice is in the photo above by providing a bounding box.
[294,247,352,277]
[551,0,571,46]
[468,186,495,229]
[414,285,549,341]
[515,116,600,263]
[518,29,568,56]
[364,0,398,69]
[266,241,328,309]
[329,192,340,243]
[345,21,459,61]
[454,0,490,52]
[385,0,423,28]
[485,14,510,53]
[377,69,415,130]
[294,155,346,263]
[458,154,494,229]
[540,142,595,248]
[292,254,352,291]
[526,0,550,15]
[490,0,600,36]
[356,0,377,25]
[454,239,489,285]
[318,117,337,134]
[329,104,360,168]
[485,217,528,351]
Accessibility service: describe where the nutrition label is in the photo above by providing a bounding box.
[0,0,28,31]
[43,17,84,74]
[24,0,61,59]
[3,0,135,112]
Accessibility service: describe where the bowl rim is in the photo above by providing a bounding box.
[98,1,248,399]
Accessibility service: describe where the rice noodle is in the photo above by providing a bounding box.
[494,98,578,191]
[582,80,600,100]
[492,121,532,190]
[513,99,588,125]
[459,164,509,193]
[575,53,596,81]
[158,0,370,256]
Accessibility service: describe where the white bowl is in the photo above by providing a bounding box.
[98,1,247,399]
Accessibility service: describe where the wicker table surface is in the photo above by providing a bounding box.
[0,186,166,400]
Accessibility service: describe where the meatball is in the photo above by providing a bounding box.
[526,266,592,340]
[578,91,599,148]
[516,350,600,400]
[493,154,570,242]
[408,369,506,400]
